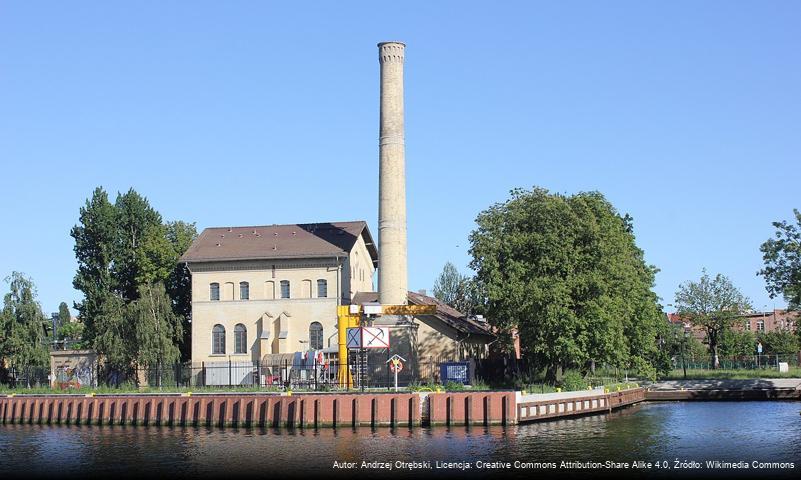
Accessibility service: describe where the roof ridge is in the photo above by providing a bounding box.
[202,220,367,231]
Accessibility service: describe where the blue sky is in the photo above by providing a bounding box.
[1,1,799,315]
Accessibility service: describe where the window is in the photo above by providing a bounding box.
[317,279,328,298]
[239,282,249,300]
[212,324,225,354]
[280,280,290,299]
[744,321,751,331]
[757,320,765,332]
[210,283,220,301]
[309,322,323,350]
[234,324,247,354]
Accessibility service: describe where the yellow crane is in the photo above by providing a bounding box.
[336,304,437,387]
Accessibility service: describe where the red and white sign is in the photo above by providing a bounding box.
[346,327,390,349]
[389,357,403,373]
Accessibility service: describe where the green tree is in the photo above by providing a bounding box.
[72,187,197,367]
[469,187,665,380]
[92,294,133,375]
[432,262,481,315]
[0,273,50,372]
[55,301,71,339]
[71,187,117,341]
[58,321,85,347]
[757,330,799,356]
[718,328,756,357]
[129,283,183,375]
[165,221,198,360]
[674,271,752,369]
[113,189,165,302]
[759,209,801,313]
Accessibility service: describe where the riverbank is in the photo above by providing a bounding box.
[1,389,648,428]
[0,391,517,428]
[645,378,801,400]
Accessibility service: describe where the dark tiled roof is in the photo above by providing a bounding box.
[407,291,494,337]
[180,221,378,266]
[353,291,494,337]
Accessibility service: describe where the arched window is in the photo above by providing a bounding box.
[234,324,247,354]
[317,279,328,298]
[210,283,220,301]
[212,324,225,354]
[280,280,290,299]
[757,320,765,332]
[239,282,249,300]
[309,322,323,350]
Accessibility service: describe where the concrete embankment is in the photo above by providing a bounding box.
[644,379,801,401]
[516,387,645,422]
[0,391,516,428]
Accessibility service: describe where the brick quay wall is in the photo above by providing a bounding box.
[0,389,648,429]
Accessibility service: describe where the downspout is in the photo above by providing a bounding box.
[335,255,341,306]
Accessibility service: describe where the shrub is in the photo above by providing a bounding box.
[559,370,588,391]
[443,381,465,391]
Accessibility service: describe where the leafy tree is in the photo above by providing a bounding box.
[55,301,71,339]
[113,189,165,302]
[759,209,801,313]
[129,283,183,375]
[674,271,752,369]
[469,187,665,380]
[757,330,799,356]
[165,221,198,360]
[718,328,756,357]
[58,321,85,347]
[71,187,117,341]
[432,262,481,315]
[686,335,709,359]
[92,294,133,375]
[72,187,197,366]
[0,273,50,371]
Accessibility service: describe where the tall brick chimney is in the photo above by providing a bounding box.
[377,41,408,305]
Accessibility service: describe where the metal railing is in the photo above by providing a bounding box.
[674,353,800,370]
[1,355,486,391]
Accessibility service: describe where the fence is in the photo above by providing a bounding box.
[1,355,490,391]
[673,353,801,371]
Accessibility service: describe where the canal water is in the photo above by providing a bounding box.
[1,401,799,479]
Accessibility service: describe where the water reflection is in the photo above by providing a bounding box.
[1,402,799,478]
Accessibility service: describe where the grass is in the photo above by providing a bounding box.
[659,368,801,380]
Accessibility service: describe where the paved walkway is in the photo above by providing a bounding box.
[519,387,607,403]
[646,379,801,391]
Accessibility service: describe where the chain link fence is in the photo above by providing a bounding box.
[673,353,801,370]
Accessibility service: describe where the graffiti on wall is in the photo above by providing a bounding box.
[54,365,95,389]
